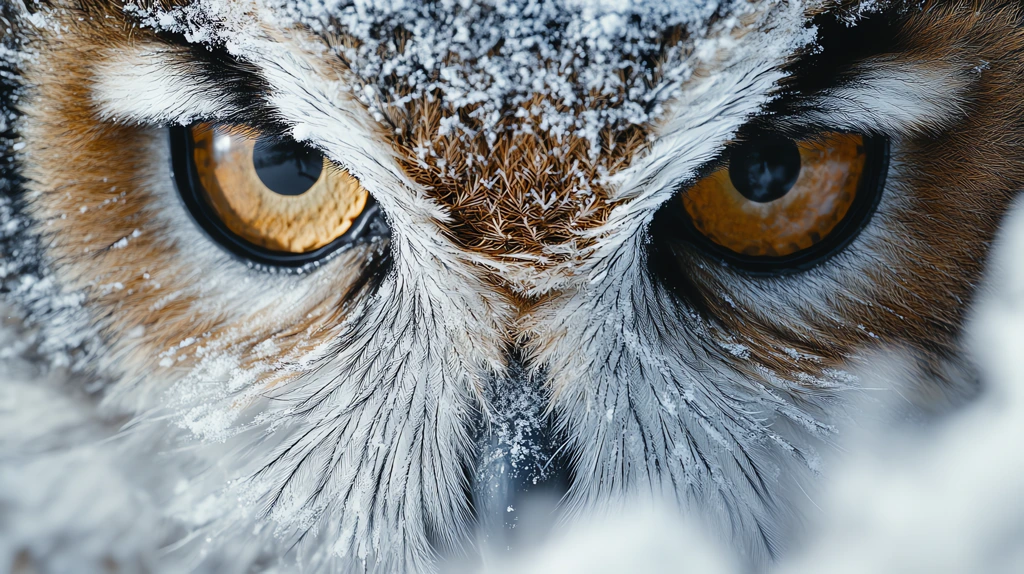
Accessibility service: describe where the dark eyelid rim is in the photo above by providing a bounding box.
[660,133,890,276]
[652,8,905,274]
[169,125,387,269]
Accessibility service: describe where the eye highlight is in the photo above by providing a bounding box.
[171,124,383,267]
[678,132,888,274]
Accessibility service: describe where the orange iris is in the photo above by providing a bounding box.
[682,133,867,258]
[190,123,369,254]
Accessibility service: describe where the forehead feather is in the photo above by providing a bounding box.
[127,0,822,137]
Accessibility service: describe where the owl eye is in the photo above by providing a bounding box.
[678,132,889,274]
[170,123,382,267]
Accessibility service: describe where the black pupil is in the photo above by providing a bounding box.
[252,136,323,196]
[728,137,801,203]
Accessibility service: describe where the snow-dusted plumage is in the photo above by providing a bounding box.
[3,0,1020,572]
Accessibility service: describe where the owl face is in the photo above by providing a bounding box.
[2,0,1020,571]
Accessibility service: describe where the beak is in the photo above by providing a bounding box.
[471,359,570,557]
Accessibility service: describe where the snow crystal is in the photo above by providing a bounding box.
[721,341,750,359]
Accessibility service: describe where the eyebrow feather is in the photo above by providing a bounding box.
[744,8,971,139]
[91,33,301,136]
